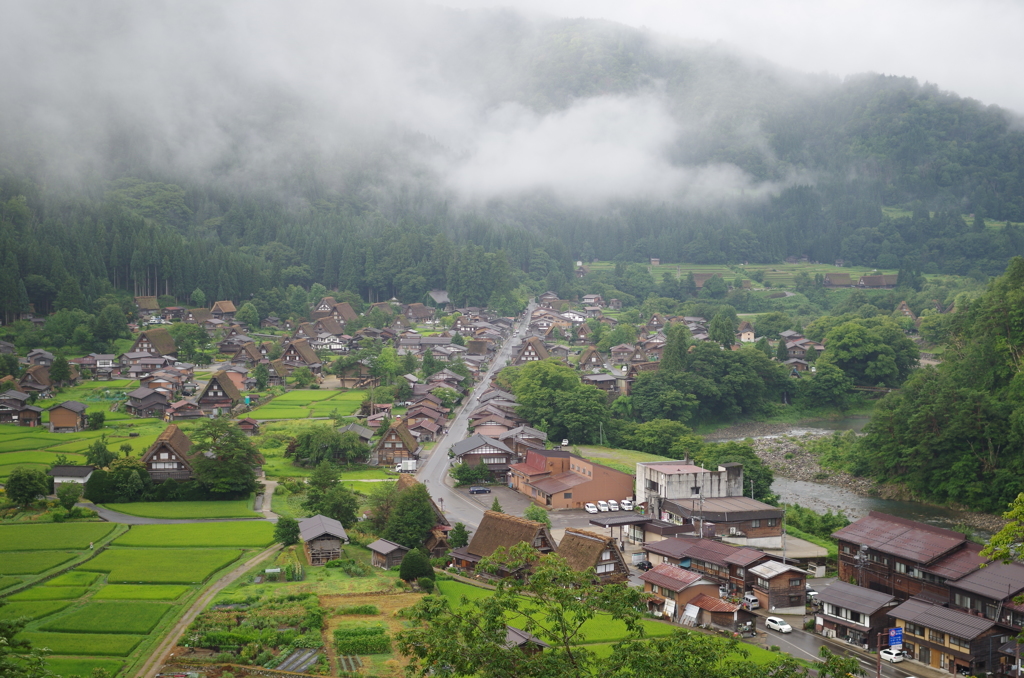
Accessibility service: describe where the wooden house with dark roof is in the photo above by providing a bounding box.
[299,514,348,565]
[0,390,43,426]
[141,424,195,481]
[514,336,550,365]
[210,300,237,320]
[281,338,322,374]
[46,401,88,432]
[184,308,212,325]
[372,420,421,466]
[237,418,261,436]
[196,370,241,411]
[330,301,359,324]
[557,528,629,584]
[20,364,78,394]
[126,387,171,418]
[165,399,204,421]
[578,345,604,369]
[450,510,556,577]
[367,538,409,569]
[135,296,160,313]
[823,272,853,287]
[231,342,264,367]
[312,296,338,319]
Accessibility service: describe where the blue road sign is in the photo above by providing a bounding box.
[889,627,903,648]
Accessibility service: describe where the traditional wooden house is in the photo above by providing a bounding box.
[135,296,160,314]
[895,300,917,321]
[27,349,54,366]
[141,424,195,482]
[131,328,178,358]
[165,399,204,421]
[372,420,421,466]
[823,273,853,287]
[311,296,338,319]
[338,422,374,446]
[237,418,261,436]
[196,370,241,411]
[450,510,557,577]
[21,364,78,394]
[0,390,42,426]
[609,344,633,363]
[888,598,1002,674]
[210,300,237,320]
[513,336,550,365]
[858,274,899,288]
[748,560,807,615]
[367,538,409,569]
[451,434,516,482]
[126,387,171,418]
[299,514,348,565]
[281,338,322,374]
[638,564,720,623]
[557,529,630,584]
[46,401,88,432]
[578,345,604,369]
[815,581,897,649]
[736,321,755,343]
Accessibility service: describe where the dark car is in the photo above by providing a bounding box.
[468,486,491,494]
[636,560,654,571]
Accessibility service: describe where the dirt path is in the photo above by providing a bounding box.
[137,543,281,678]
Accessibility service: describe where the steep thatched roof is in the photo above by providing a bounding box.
[465,510,553,559]
[200,370,242,403]
[285,338,320,365]
[136,328,178,355]
[211,300,237,314]
[332,302,359,323]
[557,529,616,572]
[142,424,193,463]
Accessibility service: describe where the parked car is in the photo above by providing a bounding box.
[620,499,633,510]
[742,593,760,610]
[636,560,654,571]
[765,617,792,633]
[718,585,729,598]
[584,503,599,514]
[468,486,491,494]
[607,500,620,511]
[597,500,610,512]
[880,649,905,663]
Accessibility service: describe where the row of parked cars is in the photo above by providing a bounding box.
[584,499,633,513]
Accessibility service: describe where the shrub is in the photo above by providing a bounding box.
[398,549,432,582]
[333,625,391,654]
[336,604,379,616]
[417,577,434,593]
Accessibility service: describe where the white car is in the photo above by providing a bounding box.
[607,500,620,511]
[880,649,906,663]
[597,500,610,512]
[584,503,599,514]
[765,617,792,633]
[620,499,633,510]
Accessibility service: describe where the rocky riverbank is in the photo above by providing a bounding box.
[716,430,1009,535]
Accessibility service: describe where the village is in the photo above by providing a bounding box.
[0,277,1015,678]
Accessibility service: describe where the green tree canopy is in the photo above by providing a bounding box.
[382,483,437,549]
[5,467,49,506]
[274,516,300,545]
[190,418,262,496]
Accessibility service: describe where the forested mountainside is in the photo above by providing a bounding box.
[1,5,1024,313]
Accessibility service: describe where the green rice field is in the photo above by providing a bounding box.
[7,586,90,601]
[45,572,101,587]
[40,601,172,634]
[0,523,116,551]
[0,601,72,621]
[18,632,144,656]
[92,584,190,601]
[0,576,22,591]
[113,522,274,548]
[99,498,259,519]
[247,389,365,420]
[0,551,76,575]
[79,548,242,584]
[44,658,125,678]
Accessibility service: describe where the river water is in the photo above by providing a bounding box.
[743,417,996,540]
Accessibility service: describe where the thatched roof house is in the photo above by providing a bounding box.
[556,528,629,584]
[451,510,556,577]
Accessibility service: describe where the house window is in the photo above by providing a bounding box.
[563,493,572,499]
[651,585,660,595]
[600,549,612,561]
[928,629,945,644]
[751,520,761,528]
[691,486,701,496]
[646,479,659,492]
[767,518,778,527]
[596,563,615,574]
[789,578,802,587]
[948,635,970,650]
[904,622,925,637]
[756,577,769,588]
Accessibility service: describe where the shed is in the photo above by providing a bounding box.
[367,538,410,569]
[299,514,348,565]
[48,465,95,489]
[47,401,88,433]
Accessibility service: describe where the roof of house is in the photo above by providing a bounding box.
[498,425,547,441]
[379,420,419,452]
[518,336,550,361]
[47,401,87,414]
[135,296,160,311]
[638,461,710,475]
[137,328,178,355]
[663,497,783,522]
[366,538,409,555]
[47,465,95,478]
[504,625,549,649]
[688,593,740,613]
[832,511,966,564]
[286,338,320,365]
[145,424,193,459]
[202,370,242,403]
[817,580,896,615]
[925,541,987,580]
[464,510,552,559]
[557,529,618,573]
[298,514,348,542]
[127,386,158,399]
[824,273,853,285]
[530,472,591,495]
[428,289,450,304]
[339,422,374,440]
[211,300,237,314]
[450,434,513,457]
[0,390,30,402]
[749,560,806,579]
[639,563,705,592]
[951,561,1024,599]
[889,598,996,639]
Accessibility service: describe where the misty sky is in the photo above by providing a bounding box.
[448,0,1024,114]
[1,0,1020,210]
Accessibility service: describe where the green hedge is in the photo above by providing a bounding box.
[333,625,391,654]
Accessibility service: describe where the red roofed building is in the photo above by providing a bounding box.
[509,447,633,510]
[638,563,719,623]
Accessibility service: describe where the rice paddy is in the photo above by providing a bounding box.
[79,547,242,584]
[99,498,260,519]
[0,523,116,551]
[113,521,274,548]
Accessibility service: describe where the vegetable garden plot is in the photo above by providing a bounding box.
[79,548,242,583]
[0,551,76,575]
[18,632,144,656]
[93,584,191,600]
[8,586,89,601]
[40,601,172,634]
[0,601,72,621]
[114,522,274,548]
[0,523,116,551]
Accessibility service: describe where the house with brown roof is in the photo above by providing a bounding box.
[141,425,195,481]
[577,345,604,369]
[642,537,771,596]
[451,434,516,482]
[513,336,550,365]
[46,401,88,432]
[450,510,556,577]
[237,418,260,436]
[509,448,633,510]
[20,364,78,394]
[135,296,160,313]
[662,496,784,548]
[686,593,754,633]
[210,300,237,320]
[126,387,171,418]
[858,274,899,288]
[889,597,1003,674]
[184,308,213,325]
[372,420,421,466]
[947,561,1024,636]
[311,296,337,319]
[638,563,720,623]
[823,273,853,287]
[165,399,204,421]
[281,338,322,374]
[0,390,43,426]
[557,529,629,584]
[367,538,409,569]
[196,370,241,412]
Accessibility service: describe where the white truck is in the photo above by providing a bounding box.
[395,460,417,473]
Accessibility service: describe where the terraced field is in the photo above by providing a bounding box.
[248,389,366,420]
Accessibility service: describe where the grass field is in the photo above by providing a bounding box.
[114,522,274,548]
[93,584,190,601]
[44,658,125,678]
[99,498,259,519]
[0,523,116,551]
[0,450,88,465]
[80,548,242,584]
[0,551,76,575]
[0,601,72,621]
[7,586,90,601]
[0,462,49,480]
[0,576,22,591]
[18,632,144,656]
[45,572,101,587]
[248,389,365,420]
[40,601,172,634]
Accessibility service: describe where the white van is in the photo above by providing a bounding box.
[597,500,610,512]
[742,593,760,609]
[607,500,620,511]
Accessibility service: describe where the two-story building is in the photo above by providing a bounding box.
[372,421,421,466]
[889,598,1004,675]
[815,580,897,649]
[749,560,807,615]
[642,537,771,595]
[639,563,719,623]
[509,448,634,510]
[635,460,744,518]
[450,434,516,483]
[141,425,195,482]
[557,529,630,584]
[661,496,784,548]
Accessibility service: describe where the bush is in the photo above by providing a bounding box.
[399,549,433,582]
[336,604,379,615]
[333,625,391,654]
[417,576,434,593]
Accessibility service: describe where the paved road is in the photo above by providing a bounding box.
[416,302,536,531]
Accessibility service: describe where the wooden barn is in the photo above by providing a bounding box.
[299,514,348,565]
[46,401,88,433]
[367,538,409,569]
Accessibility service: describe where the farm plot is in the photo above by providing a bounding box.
[18,632,144,656]
[0,450,88,466]
[0,523,116,551]
[8,587,89,601]
[0,551,76,575]
[100,498,259,519]
[0,576,22,591]
[250,390,366,419]
[93,584,190,600]
[40,601,172,634]
[45,571,101,587]
[0,601,72,621]
[44,658,125,678]
[114,521,274,548]
[79,548,242,584]
[0,462,48,480]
